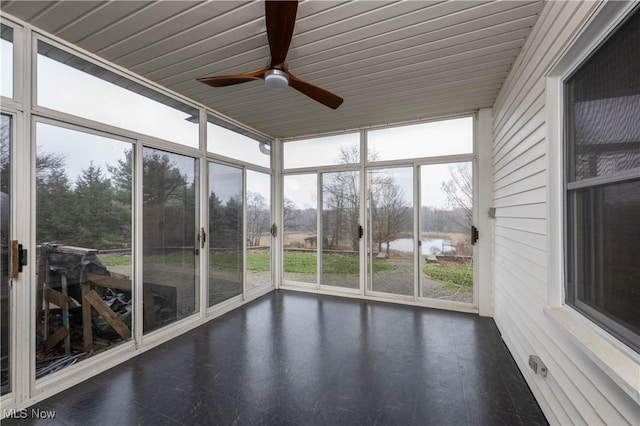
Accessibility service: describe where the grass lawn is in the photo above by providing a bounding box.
[100,250,399,275]
[422,263,472,292]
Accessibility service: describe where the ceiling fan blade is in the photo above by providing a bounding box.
[197,67,268,87]
[288,72,344,109]
[265,0,298,67]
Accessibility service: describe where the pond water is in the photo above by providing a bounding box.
[388,238,453,254]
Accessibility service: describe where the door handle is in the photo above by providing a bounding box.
[357,225,363,239]
[10,240,27,278]
[199,227,206,249]
[471,225,479,245]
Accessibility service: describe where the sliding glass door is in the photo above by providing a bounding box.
[1,114,11,395]
[419,162,474,303]
[321,171,360,289]
[142,148,198,333]
[208,162,243,306]
[34,122,135,377]
[246,170,271,290]
[366,167,414,297]
[283,174,317,285]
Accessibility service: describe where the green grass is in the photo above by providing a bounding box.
[100,253,133,267]
[422,263,472,292]
[284,251,393,274]
[99,250,394,275]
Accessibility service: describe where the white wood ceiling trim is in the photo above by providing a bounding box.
[1,0,544,138]
[219,73,506,121]
[81,2,202,53]
[111,2,258,66]
[190,34,525,104]
[158,13,534,92]
[32,1,105,34]
[290,4,537,74]
[97,2,242,59]
[194,48,516,110]
[162,7,537,95]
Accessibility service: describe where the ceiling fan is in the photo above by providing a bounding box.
[197,1,343,109]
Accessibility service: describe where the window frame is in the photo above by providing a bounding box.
[562,4,640,354]
[546,0,640,402]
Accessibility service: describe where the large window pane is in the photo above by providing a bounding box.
[565,7,640,354]
[1,24,13,98]
[283,174,317,284]
[420,162,473,303]
[367,117,473,162]
[35,122,133,379]
[246,170,271,290]
[569,180,640,350]
[208,162,243,306]
[284,133,359,169]
[567,9,640,182]
[37,42,198,147]
[207,116,271,168]
[322,171,360,289]
[143,148,198,333]
[367,167,414,296]
[1,114,11,394]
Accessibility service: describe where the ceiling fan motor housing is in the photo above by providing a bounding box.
[264,69,289,89]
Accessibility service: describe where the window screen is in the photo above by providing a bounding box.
[565,7,640,353]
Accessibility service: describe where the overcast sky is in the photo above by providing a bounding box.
[1,39,12,98]
[35,48,472,215]
[283,117,473,209]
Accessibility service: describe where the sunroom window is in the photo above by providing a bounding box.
[565,6,640,353]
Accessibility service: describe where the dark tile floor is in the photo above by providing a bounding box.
[7,290,547,425]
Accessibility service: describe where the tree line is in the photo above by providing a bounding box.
[283,147,472,255]
[30,147,198,252]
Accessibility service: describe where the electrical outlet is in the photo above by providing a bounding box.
[528,355,547,377]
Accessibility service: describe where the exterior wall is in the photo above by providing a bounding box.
[491,1,639,425]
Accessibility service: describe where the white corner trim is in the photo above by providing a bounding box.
[477,108,493,317]
[545,306,640,404]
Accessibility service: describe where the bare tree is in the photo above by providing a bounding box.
[282,198,299,232]
[441,163,472,229]
[246,191,270,246]
[369,175,411,255]
[323,170,359,250]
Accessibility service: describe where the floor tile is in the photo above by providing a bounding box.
[13,291,547,426]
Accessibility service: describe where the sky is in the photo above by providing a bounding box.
[38,54,199,148]
[37,122,132,187]
[33,45,472,215]
[1,38,12,98]
[282,117,473,210]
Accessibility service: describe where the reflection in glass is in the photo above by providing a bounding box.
[368,117,473,162]
[284,133,359,169]
[35,122,133,379]
[208,162,243,306]
[1,114,11,394]
[143,148,198,333]
[322,171,359,289]
[1,25,13,98]
[207,117,271,168]
[37,41,199,147]
[420,162,473,303]
[570,180,640,342]
[246,170,271,290]
[367,167,414,296]
[283,174,317,284]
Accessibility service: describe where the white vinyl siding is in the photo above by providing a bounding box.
[492,1,639,425]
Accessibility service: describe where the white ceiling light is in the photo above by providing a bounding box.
[264,69,289,89]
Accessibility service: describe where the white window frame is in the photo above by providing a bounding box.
[545,0,640,403]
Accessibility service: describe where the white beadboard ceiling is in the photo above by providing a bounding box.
[1,0,543,139]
